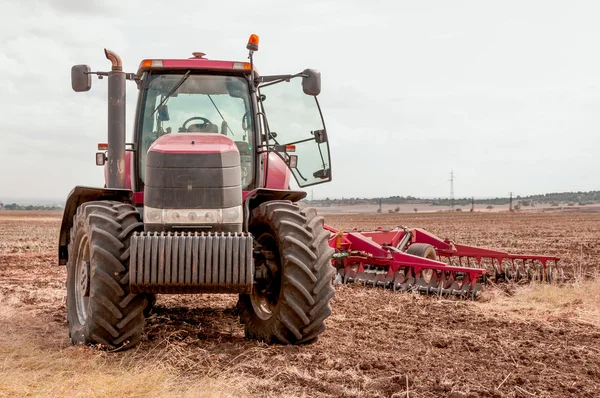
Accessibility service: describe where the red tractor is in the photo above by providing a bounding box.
[60,35,334,350]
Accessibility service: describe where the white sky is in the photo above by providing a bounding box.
[1,0,599,201]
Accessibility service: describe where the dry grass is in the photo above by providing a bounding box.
[0,328,247,398]
[0,276,248,398]
[477,275,600,328]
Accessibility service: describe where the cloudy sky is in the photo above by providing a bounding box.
[1,0,599,202]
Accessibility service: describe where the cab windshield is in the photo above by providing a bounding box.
[138,73,254,189]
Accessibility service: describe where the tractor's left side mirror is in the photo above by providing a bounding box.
[302,69,321,96]
[71,64,92,92]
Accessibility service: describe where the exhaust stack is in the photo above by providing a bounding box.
[104,48,127,189]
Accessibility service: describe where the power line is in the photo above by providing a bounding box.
[449,170,455,210]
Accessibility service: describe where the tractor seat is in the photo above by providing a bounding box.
[181,123,219,133]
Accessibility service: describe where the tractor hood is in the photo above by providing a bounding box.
[148,133,239,157]
[144,133,242,215]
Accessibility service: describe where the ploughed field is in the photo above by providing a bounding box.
[1,210,599,397]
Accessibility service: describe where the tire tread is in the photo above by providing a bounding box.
[238,200,334,345]
[66,200,146,350]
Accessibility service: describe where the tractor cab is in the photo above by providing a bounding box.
[130,45,331,197]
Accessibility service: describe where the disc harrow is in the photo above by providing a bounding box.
[326,224,561,300]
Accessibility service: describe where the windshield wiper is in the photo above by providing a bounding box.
[152,70,191,115]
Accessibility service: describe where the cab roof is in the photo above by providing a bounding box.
[137,53,256,76]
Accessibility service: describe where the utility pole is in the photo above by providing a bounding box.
[378,198,382,213]
[449,170,455,211]
[509,192,513,212]
[470,197,474,212]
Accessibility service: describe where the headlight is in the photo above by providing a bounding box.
[202,210,219,223]
[146,209,162,223]
[144,206,243,224]
[222,206,243,223]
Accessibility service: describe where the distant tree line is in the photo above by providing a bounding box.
[303,190,600,207]
[1,203,64,211]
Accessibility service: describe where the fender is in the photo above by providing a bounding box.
[243,188,307,211]
[243,188,306,230]
[58,186,134,265]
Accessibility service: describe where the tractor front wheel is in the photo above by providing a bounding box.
[238,201,335,344]
[66,201,147,350]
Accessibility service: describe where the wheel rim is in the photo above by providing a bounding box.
[250,233,281,321]
[74,236,90,325]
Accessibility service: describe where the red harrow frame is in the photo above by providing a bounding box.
[326,224,561,299]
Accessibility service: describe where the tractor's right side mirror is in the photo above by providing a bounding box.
[302,69,321,96]
[71,64,92,92]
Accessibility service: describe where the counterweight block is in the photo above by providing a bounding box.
[129,231,254,294]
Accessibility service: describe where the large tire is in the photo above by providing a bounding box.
[406,243,437,260]
[238,200,335,344]
[66,201,147,350]
[407,243,437,283]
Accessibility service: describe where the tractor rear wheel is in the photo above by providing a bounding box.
[238,201,335,344]
[66,201,147,350]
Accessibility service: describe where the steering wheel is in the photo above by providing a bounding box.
[181,116,215,132]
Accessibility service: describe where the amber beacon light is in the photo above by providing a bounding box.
[247,34,259,51]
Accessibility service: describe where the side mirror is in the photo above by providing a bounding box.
[71,64,92,92]
[302,69,321,96]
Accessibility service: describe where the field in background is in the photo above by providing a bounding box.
[1,210,599,397]
[314,202,600,214]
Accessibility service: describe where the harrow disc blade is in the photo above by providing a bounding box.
[363,273,377,287]
[503,264,514,282]
[344,269,357,284]
[383,274,395,289]
[546,266,553,284]
[535,265,544,283]
[397,276,415,292]
[451,279,471,298]
[355,272,367,284]
[526,265,535,282]
[493,263,503,282]
[471,283,483,300]
[415,277,429,293]
[514,265,522,282]
[392,274,405,292]
[374,274,387,288]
